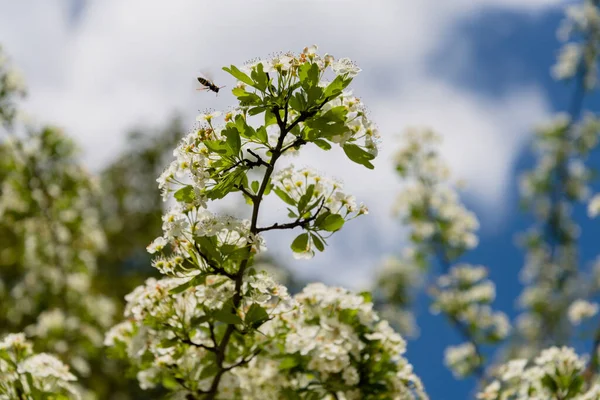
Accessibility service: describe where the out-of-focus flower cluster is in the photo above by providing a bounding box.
[0,332,80,399]
[514,113,600,356]
[393,128,479,260]
[478,346,600,400]
[0,128,118,397]
[376,128,487,378]
[431,265,511,377]
[374,252,423,337]
[553,0,600,89]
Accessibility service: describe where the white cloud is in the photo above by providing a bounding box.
[0,0,559,288]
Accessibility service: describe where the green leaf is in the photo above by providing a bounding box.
[174,185,195,203]
[274,187,296,206]
[256,126,268,143]
[190,315,210,326]
[206,168,243,200]
[279,355,300,370]
[232,87,247,97]
[237,92,263,107]
[250,62,268,91]
[323,74,352,99]
[199,363,219,380]
[249,106,266,116]
[264,108,277,126]
[223,65,254,87]
[313,139,332,150]
[214,309,243,325]
[359,291,372,303]
[343,143,375,169]
[245,304,269,328]
[251,180,259,193]
[204,139,230,155]
[195,235,223,264]
[169,277,197,295]
[320,214,345,232]
[263,178,272,195]
[289,92,306,112]
[291,233,309,253]
[297,184,315,213]
[223,126,241,154]
[311,233,325,252]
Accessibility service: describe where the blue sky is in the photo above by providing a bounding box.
[3,0,598,398]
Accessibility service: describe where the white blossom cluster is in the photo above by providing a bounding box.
[272,165,366,217]
[478,346,600,399]
[553,0,600,89]
[108,45,424,398]
[520,115,600,215]
[105,272,292,394]
[238,45,380,158]
[156,121,220,204]
[0,128,117,387]
[147,203,266,279]
[568,299,599,325]
[0,333,80,399]
[431,265,510,377]
[234,283,428,399]
[272,165,367,259]
[393,128,479,258]
[514,112,600,351]
[444,342,481,379]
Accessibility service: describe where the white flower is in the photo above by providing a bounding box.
[19,353,77,381]
[444,342,479,378]
[196,110,222,123]
[146,236,168,254]
[332,57,362,78]
[568,299,599,325]
[588,194,600,218]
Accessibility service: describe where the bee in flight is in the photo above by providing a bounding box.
[197,76,225,95]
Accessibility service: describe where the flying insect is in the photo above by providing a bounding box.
[196,76,225,94]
